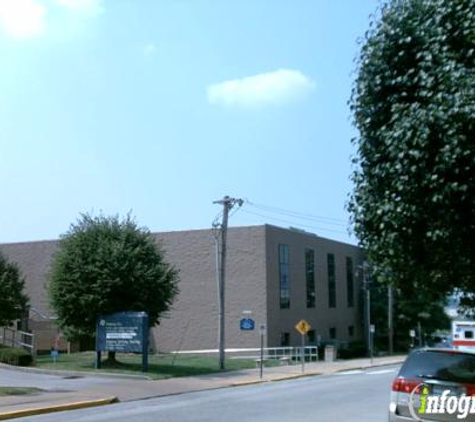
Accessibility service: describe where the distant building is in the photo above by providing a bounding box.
[0,225,365,353]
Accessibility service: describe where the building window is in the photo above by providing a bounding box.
[348,326,354,337]
[305,248,315,308]
[280,332,290,346]
[327,253,336,308]
[329,327,336,339]
[346,257,354,308]
[307,329,316,344]
[279,244,290,309]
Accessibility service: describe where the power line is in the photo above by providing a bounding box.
[239,209,349,236]
[228,205,242,219]
[245,200,347,226]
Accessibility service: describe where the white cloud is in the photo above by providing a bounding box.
[207,69,315,108]
[52,0,103,16]
[0,0,46,39]
[142,42,156,56]
[0,0,103,40]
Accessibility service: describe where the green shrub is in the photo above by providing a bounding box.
[0,346,33,366]
[338,341,367,359]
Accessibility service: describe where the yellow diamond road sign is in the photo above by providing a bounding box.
[295,319,311,335]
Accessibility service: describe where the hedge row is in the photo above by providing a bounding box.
[338,341,368,360]
[0,346,33,366]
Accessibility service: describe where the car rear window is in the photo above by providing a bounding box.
[399,350,475,383]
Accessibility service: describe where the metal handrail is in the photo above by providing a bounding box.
[183,346,319,361]
[0,327,35,355]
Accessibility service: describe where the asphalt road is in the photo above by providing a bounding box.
[15,365,399,422]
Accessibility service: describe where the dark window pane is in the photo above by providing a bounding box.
[327,253,336,308]
[279,245,290,309]
[399,350,475,383]
[306,248,315,308]
[330,327,336,339]
[307,329,315,343]
[280,332,290,346]
[346,257,354,308]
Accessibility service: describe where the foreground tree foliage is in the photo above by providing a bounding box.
[49,214,179,355]
[0,252,28,327]
[350,0,475,304]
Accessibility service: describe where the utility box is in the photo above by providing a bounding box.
[324,345,336,362]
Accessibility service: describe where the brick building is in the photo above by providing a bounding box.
[0,225,364,353]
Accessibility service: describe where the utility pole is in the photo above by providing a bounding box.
[212,196,243,370]
[388,284,394,355]
[418,321,422,347]
[362,262,371,356]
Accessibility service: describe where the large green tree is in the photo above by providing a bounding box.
[0,252,29,327]
[369,279,450,352]
[49,214,179,347]
[349,0,475,303]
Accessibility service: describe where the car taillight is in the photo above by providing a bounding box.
[392,377,422,394]
[465,384,475,396]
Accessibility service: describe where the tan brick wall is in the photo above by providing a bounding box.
[0,225,363,353]
[29,320,70,353]
[0,240,58,322]
[152,226,268,352]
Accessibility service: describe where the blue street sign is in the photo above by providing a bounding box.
[240,318,255,331]
[96,311,149,353]
[96,311,150,372]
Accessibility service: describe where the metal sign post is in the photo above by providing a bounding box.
[295,319,311,374]
[370,324,375,365]
[259,324,266,379]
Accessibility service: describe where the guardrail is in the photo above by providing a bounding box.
[293,346,319,362]
[0,327,35,355]
[173,346,318,362]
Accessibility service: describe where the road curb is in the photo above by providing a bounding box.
[271,372,322,381]
[229,359,404,388]
[230,371,323,387]
[0,396,118,421]
[333,358,405,373]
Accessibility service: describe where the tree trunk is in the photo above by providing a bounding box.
[107,351,117,363]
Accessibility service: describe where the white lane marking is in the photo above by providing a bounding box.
[367,369,397,375]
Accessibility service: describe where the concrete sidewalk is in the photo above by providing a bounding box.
[0,355,405,420]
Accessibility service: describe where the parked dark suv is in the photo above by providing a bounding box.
[389,348,475,421]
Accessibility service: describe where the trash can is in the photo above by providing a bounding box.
[324,345,336,362]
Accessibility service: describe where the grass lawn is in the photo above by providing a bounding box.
[0,387,43,396]
[34,352,278,380]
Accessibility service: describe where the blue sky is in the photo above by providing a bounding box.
[0,0,379,244]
